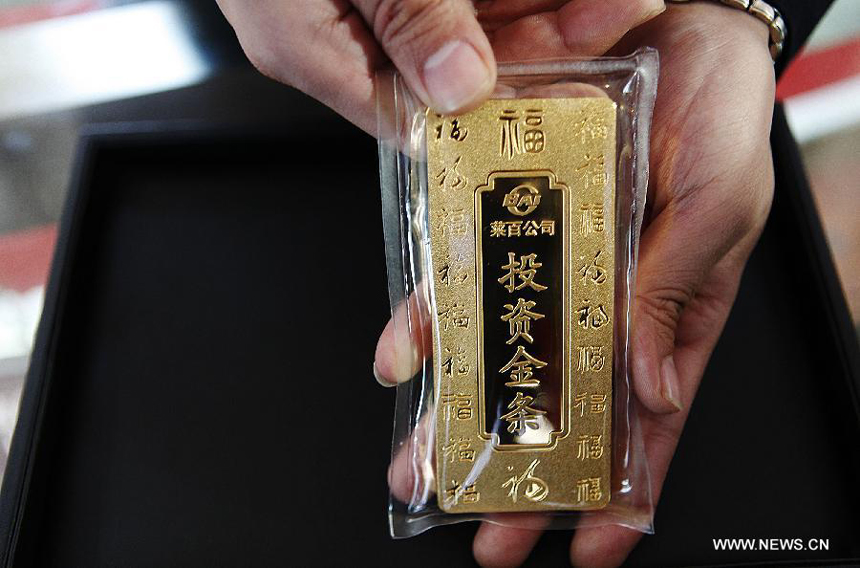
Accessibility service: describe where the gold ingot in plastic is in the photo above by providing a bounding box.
[428,98,615,513]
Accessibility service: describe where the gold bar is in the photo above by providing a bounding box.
[428,98,616,513]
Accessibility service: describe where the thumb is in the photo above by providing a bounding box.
[356,0,496,113]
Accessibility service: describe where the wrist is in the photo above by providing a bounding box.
[661,2,774,63]
[665,1,779,60]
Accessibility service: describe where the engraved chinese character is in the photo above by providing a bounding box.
[575,434,604,460]
[442,437,476,463]
[490,221,555,238]
[499,110,521,159]
[501,298,545,344]
[442,352,454,378]
[523,109,545,154]
[443,345,470,376]
[499,109,544,158]
[499,345,547,387]
[501,392,545,435]
[498,252,547,293]
[453,306,470,328]
[574,392,608,415]
[578,250,608,285]
[589,394,607,413]
[449,119,468,141]
[438,303,452,330]
[433,115,468,142]
[456,347,469,375]
[439,302,470,330]
[576,153,607,189]
[435,157,468,191]
[574,392,587,417]
[523,128,544,153]
[575,477,602,502]
[462,484,480,503]
[440,393,473,420]
[572,113,609,143]
[579,204,605,236]
[490,221,506,238]
[438,254,469,286]
[576,346,606,372]
[438,263,451,286]
[502,459,549,503]
[523,220,540,236]
[436,206,468,236]
[445,480,480,505]
[576,301,610,329]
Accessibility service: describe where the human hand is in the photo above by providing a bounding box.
[218,0,776,565]
[467,4,776,566]
[372,3,775,567]
[215,0,666,133]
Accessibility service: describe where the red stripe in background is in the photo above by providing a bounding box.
[0,225,57,292]
[777,36,860,101]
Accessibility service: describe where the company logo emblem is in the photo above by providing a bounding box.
[502,184,541,216]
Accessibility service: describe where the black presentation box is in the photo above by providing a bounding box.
[0,107,858,567]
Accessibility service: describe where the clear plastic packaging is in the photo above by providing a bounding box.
[377,49,659,538]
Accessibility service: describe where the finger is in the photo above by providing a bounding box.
[488,0,665,62]
[473,514,547,567]
[570,346,694,567]
[374,288,432,386]
[388,410,434,503]
[354,0,496,114]
[569,398,691,566]
[570,524,645,568]
[570,241,758,566]
[569,351,694,566]
[476,0,567,26]
[631,154,772,415]
[515,82,608,100]
[217,0,386,134]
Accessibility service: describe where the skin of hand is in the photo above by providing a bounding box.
[217,0,776,566]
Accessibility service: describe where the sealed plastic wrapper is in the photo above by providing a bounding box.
[377,49,659,538]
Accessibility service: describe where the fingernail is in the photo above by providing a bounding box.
[374,361,395,388]
[390,333,422,382]
[660,355,683,411]
[423,40,492,114]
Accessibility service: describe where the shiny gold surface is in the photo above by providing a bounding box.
[428,98,616,513]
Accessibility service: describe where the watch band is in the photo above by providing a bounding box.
[667,0,787,62]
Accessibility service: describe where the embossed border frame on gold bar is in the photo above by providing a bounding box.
[427,98,617,514]
[474,170,570,451]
